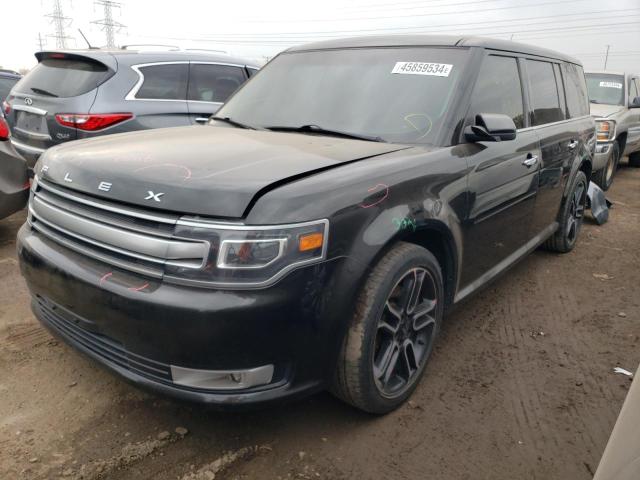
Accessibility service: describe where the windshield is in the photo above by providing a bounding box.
[585,73,625,106]
[216,47,469,145]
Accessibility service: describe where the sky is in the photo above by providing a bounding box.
[1,0,639,73]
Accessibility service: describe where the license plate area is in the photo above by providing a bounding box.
[16,111,50,137]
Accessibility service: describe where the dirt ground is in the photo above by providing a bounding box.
[1,165,639,480]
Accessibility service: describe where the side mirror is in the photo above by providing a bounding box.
[629,96,640,108]
[464,113,517,142]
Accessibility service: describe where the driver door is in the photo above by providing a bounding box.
[459,53,541,291]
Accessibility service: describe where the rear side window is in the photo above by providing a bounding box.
[468,55,525,129]
[13,58,111,98]
[527,60,564,126]
[562,63,589,118]
[0,77,19,101]
[135,63,188,100]
[187,64,246,103]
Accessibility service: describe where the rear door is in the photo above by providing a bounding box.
[186,62,248,124]
[124,62,190,129]
[525,59,587,236]
[625,76,640,155]
[461,53,541,288]
[6,55,113,160]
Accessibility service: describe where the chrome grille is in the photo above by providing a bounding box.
[28,178,210,277]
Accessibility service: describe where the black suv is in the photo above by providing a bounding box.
[4,49,259,167]
[18,36,594,413]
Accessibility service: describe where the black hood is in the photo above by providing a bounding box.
[38,125,410,218]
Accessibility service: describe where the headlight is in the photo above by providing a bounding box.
[164,218,329,288]
[595,120,615,142]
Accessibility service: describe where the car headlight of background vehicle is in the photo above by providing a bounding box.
[595,119,615,142]
[164,219,329,288]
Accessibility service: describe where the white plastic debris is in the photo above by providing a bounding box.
[613,367,633,377]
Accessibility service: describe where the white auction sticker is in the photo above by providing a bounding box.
[599,81,622,89]
[392,62,453,77]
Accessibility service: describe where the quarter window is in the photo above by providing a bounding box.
[469,55,525,129]
[187,64,246,103]
[527,60,564,126]
[135,63,188,100]
[562,63,589,118]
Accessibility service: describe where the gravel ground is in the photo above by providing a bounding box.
[1,164,639,480]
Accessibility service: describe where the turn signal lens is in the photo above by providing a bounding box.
[298,232,324,252]
[595,120,615,142]
[55,113,133,131]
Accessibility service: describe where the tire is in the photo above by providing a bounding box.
[332,242,444,414]
[544,170,588,253]
[592,142,620,191]
[630,151,640,168]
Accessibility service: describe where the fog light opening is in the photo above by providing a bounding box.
[170,364,274,391]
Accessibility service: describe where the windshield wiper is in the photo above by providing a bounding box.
[589,100,600,104]
[265,124,385,143]
[211,116,259,130]
[30,87,58,97]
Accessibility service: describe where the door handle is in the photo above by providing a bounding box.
[568,140,579,149]
[522,154,538,167]
[195,117,210,124]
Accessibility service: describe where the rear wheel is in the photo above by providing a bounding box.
[544,170,588,253]
[593,142,619,191]
[332,242,443,414]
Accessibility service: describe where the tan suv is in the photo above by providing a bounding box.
[585,71,640,190]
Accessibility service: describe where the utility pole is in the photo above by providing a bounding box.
[45,0,73,49]
[92,0,125,48]
[604,45,610,71]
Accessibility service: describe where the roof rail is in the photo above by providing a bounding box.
[121,44,180,51]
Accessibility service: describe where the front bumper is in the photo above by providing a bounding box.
[18,224,352,407]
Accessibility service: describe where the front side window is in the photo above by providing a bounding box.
[216,47,471,145]
[468,55,525,129]
[527,60,564,126]
[187,64,246,103]
[629,78,639,103]
[135,63,188,100]
[585,73,625,106]
[562,63,589,118]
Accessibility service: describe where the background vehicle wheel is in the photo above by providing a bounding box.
[629,151,640,168]
[544,170,588,253]
[593,142,620,191]
[332,242,444,414]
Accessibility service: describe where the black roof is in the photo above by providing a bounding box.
[286,35,582,66]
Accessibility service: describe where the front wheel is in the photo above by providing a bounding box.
[332,242,443,414]
[593,142,619,191]
[544,170,588,253]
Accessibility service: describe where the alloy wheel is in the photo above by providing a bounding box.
[373,267,437,398]
[566,179,586,244]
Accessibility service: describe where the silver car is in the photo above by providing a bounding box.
[3,49,259,168]
[586,71,640,190]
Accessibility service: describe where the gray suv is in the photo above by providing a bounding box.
[3,49,259,167]
[586,71,640,190]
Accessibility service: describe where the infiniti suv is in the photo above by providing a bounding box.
[3,49,259,167]
[18,36,594,413]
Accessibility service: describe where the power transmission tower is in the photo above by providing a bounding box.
[92,0,125,48]
[45,0,73,49]
[36,33,46,51]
